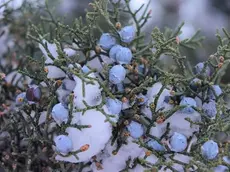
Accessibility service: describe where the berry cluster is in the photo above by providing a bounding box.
[1,0,229,171]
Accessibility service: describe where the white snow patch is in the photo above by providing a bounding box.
[64,48,77,57]
[73,73,102,109]
[39,39,76,78]
[91,138,143,172]
[38,111,47,125]
[142,82,173,119]
[46,66,66,79]
[55,108,112,163]
[5,71,32,88]
[39,40,58,64]
[150,111,201,138]
[130,150,158,172]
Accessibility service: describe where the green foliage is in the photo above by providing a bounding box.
[1,0,230,171]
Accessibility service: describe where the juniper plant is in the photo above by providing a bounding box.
[0,0,230,172]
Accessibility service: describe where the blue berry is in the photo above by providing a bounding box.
[189,78,202,91]
[26,86,41,102]
[170,132,187,152]
[201,140,219,160]
[223,156,230,164]
[15,92,27,105]
[119,26,136,43]
[179,97,197,113]
[81,65,90,73]
[136,94,148,105]
[202,100,217,118]
[51,103,69,125]
[106,98,122,114]
[164,96,171,103]
[208,85,222,100]
[212,85,222,96]
[109,44,122,61]
[116,83,124,93]
[127,121,144,139]
[115,47,132,64]
[138,64,145,74]
[99,33,116,50]
[109,65,126,84]
[193,62,211,76]
[147,139,165,151]
[54,135,73,154]
[213,165,228,172]
[62,79,76,92]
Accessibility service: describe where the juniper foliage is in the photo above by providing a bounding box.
[0,0,230,171]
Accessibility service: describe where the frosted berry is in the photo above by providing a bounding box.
[223,156,230,165]
[26,85,41,102]
[136,94,148,105]
[115,47,133,64]
[54,135,73,154]
[170,132,187,152]
[193,62,211,76]
[202,100,217,118]
[179,97,197,113]
[109,45,122,61]
[99,33,116,50]
[15,92,27,105]
[138,64,145,74]
[208,85,222,100]
[147,139,165,151]
[213,165,228,172]
[201,140,219,160]
[127,121,144,139]
[116,83,124,93]
[164,96,171,103]
[189,78,202,91]
[51,103,69,125]
[119,25,136,43]
[109,65,126,84]
[106,98,122,114]
[81,65,90,73]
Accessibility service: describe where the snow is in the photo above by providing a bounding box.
[64,48,77,57]
[150,111,201,138]
[39,39,76,79]
[86,51,113,72]
[130,151,158,172]
[73,73,102,109]
[61,78,76,92]
[141,82,201,138]
[142,82,173,119]
[0,0,24,19]
[55,70,112,163]
[91,138,143,172]
[0,26,14,57]
[5,71,32,88]
[42,41,203,170]
[56,78,76,104]
[55,108,112,163]
[46,66,66,79]
[38,111,47,125]
[39,40,59,64]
